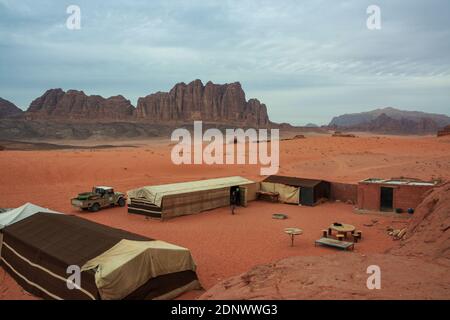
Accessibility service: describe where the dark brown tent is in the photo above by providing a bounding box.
[262,175,330,206]
[0,212,200,300]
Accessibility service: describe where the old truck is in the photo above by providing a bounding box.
[71,186,126,212]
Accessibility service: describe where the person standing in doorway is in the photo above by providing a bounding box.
[230,187,240,215]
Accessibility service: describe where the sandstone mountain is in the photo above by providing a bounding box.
[0,98,23,118]
[329,107,450,128]
[135,80,269,126]
[20,80,270,127]
[344,113,442,135]
[329,107,450,135]
[26,89,135,121]
[0,81,272,139]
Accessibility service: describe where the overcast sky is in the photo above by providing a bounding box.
[0,0,449,125]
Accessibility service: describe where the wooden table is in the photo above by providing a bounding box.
[284,228,303,246]
[328,223,355,238]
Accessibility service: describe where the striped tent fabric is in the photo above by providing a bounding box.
[127,176,257,220]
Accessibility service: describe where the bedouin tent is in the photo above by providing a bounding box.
[0,206,200,300]
[127,176,258,219]
[0,203,63,260]
[261,175,331,206]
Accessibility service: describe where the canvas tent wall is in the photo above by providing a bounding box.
[0,211,200,300]
[127,176,257,219]
[262,176,330,206]
[260,182,300,204]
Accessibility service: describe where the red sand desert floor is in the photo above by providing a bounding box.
[0,135,448,299]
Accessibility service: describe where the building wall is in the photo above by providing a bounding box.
[393,185,433,211]
[357,183,381,211]
[300,187,315,206]
[244,182,259,201]
[330,182,357,203]
[357,183,434,212]
[161,182,259,219]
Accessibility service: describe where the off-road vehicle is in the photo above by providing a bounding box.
[71,186,126,212]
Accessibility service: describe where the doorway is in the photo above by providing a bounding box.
[230,186,241,206]
[380,187,394,211]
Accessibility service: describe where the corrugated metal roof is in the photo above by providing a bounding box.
[263,175,325,188]
[360,178,437,186]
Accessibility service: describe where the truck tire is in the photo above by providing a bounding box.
[89,203,100,212]
[118,198,126,207]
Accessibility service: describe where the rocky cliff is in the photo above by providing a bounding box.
[26,89,135,121]
[135,80,270,126]
[21,80,270,127]
[0,98,23,118]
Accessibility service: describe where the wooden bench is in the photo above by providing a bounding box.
[257,191,279,202]
[314,237,355,251]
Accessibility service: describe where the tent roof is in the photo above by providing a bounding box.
[263,175,326,188]
[127,176,254,207]
[0,202,61,229]
[82,239,196,300]
[2,212,197,300]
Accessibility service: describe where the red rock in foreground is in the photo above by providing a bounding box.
[200,183,450,300]
[390,182,450,266]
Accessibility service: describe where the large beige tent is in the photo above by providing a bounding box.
[127,176,258,219]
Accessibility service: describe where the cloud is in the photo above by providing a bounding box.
[0,0,449,124]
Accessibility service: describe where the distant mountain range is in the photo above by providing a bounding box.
[329,107,450,135]
[1,80,270,127]
[2,86,449,139]
[0,80,273,140]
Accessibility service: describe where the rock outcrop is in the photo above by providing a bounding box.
[135,80,270,127]
[22,81,271,127]
[437,125,450,137]
[390,182,450,266]
[0,98,23,118]
[26,89,135,121]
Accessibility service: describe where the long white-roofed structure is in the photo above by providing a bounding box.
[127,176,258,220]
